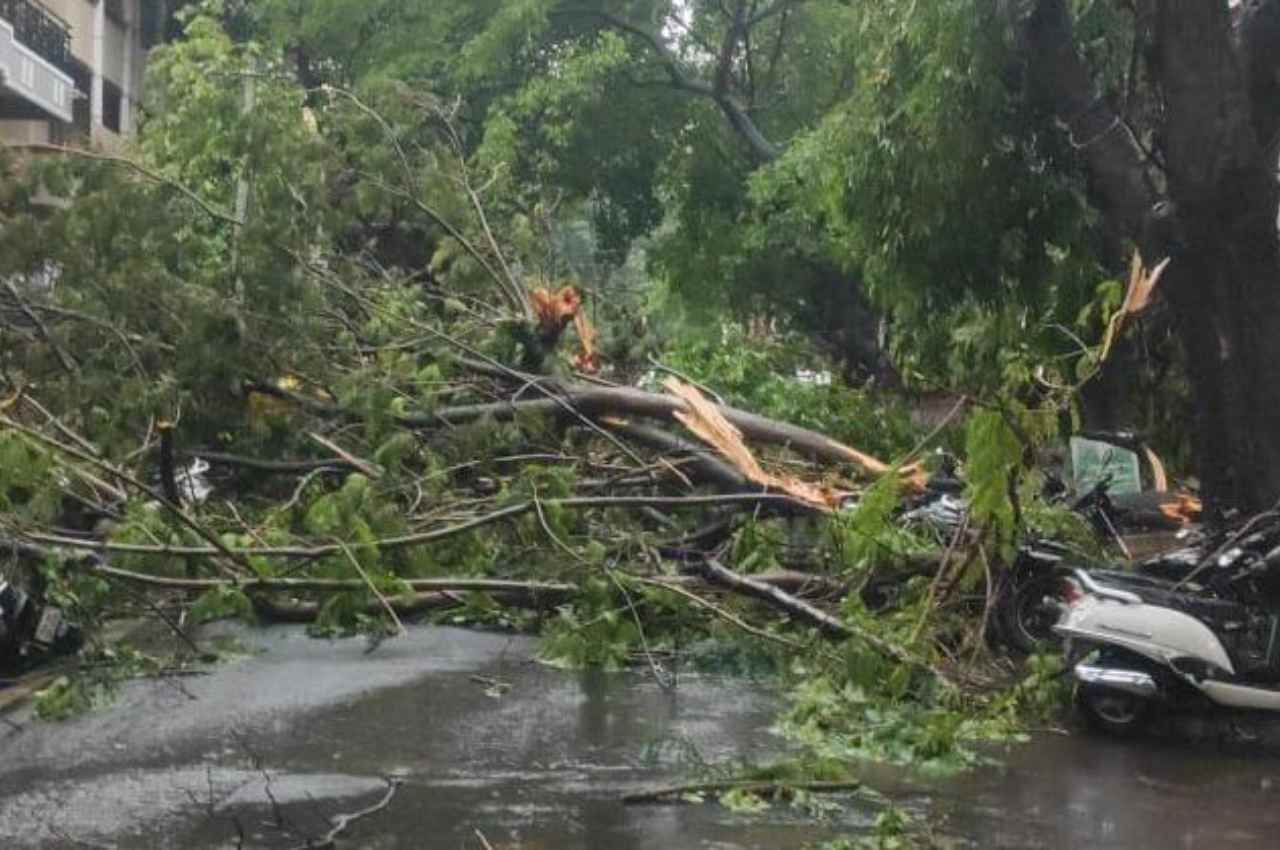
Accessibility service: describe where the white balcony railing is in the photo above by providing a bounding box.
[0,0,75,123]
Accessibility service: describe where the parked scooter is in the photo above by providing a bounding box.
[1054,538,1280,734]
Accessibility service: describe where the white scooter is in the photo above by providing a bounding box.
[1054,559,1280,735]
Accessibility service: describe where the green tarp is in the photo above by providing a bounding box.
[1069,436,1142,497]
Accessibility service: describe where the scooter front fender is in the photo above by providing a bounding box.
[1053,596,1235,675]
[1198,680,1280,711]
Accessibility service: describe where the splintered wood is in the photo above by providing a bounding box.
[529,285,582,337]
[664,378,848,509]
[571,310,600,372]
[1099,251,1172,364]
[529,283,599,372]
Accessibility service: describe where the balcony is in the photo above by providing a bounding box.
[0,0,75,124]
[0,0,71,72]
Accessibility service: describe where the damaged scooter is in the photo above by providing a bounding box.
[1054,539,1280,735]
[0,570,82,680]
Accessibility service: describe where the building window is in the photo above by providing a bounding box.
[65,92,90,142]
[102,79,122,133]
[104,0,127,25]
[68,57,91,138]
[140,0,162,48]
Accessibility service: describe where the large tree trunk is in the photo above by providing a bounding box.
[1020,0,1280,512]
[1160,225,1280,510]
[1150,0,1280,511]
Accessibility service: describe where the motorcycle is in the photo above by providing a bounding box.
[900,470,1126,654]
[0,570,82,679]
[1054,534,1280,735]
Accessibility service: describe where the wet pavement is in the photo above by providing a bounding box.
[3,624,1280,849]
[919,732,1280,849]
[0,625,858,849]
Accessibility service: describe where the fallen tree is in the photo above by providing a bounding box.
[0,33,1090,775]
[243,373,919,486]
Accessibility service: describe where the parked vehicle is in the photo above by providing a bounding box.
[900,463,1133,653]
[0,571,82,679]
[1054,535,1280,735]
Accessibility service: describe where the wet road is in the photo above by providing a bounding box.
[885,732,1280,849]
[3,624,1280,849]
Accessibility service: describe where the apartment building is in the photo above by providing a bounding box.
[0,0,167,146]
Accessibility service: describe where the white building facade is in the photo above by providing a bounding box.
[0,0,160,146]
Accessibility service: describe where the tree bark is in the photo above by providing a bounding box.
[422,383,897,478]
[1021,0,1157,236]
[1152,0,1280,511]
[1239,0,1280,154]
[247,375,900,480]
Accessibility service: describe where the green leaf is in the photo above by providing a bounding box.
[304,494,341,535]
[189,585,255,624]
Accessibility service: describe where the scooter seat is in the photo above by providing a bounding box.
[1087,570,1248,623]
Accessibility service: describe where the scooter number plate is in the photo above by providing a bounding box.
[34,607,63,646]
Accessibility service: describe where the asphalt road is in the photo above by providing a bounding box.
[4,624,1280,849]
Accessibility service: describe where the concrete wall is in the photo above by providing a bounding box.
[0,118,51,144]
[44,0,94,62]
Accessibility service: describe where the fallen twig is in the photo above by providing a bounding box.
[288,777,401,850]
[85,564,579,597]
[3,280,80,377]
[700,558,850,638]
[191,450,354,474]
[0,672,59,716]
[645,354,726,405]
[637,577,805,650]
[622,779,861,804]
[14,143,243,226]
[334,540,406,636]
[308,432,382,479]
[254,592,424,621]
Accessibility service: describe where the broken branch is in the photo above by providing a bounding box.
[700,559,955,686]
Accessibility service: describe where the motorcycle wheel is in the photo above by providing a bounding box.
[1000,574,1064,654]
[1076,683,1151,736]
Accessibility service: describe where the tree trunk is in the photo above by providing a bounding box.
[797,260,900,388]
[1150,0,1280,512]
[1158,205,1280,512]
